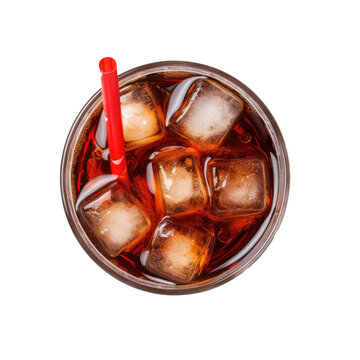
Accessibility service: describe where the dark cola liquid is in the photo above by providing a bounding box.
[74,72,277,284]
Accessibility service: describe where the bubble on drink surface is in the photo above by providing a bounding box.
[145,218,214,284]
[207,158,269,218]
[240,132,252,144]
[168,79,244,150]
[96,83,165,151]
[153,149,207,214]
[234,124,252,144]
[77,183,151,257]
[92,147,103,159]
[217,229,232,243]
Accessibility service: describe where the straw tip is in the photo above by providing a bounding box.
[99,57,117,74]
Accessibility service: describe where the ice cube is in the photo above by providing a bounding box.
[77,183,151,257]
[206,158,269,218]
[97,83,164,151]
[146,218,214,284]
[168,79,244,150]
[152,148,208,214]
[121,83,164,150]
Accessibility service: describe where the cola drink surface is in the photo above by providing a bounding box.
[61,62,289,293]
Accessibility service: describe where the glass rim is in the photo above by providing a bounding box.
[60,60,290,295]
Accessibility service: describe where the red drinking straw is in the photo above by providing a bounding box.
[99,57,129,187]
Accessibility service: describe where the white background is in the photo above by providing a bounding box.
[1,1,359,359]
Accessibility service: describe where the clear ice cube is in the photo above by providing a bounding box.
[168,79,244,150]
[78,183,151,257]
[121,83,164,150]
[97,83,164,151]
[146,218,214,284]
[152,148,207,214]
[207,158,269,218]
